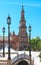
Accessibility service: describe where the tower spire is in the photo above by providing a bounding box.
[18,5,28,50]
[21,4,24,19]
[22,4,24,11]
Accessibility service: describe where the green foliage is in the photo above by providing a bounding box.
[39,53,41,62]
[31,36,41,51]
[25,48,29,51]
[39,53,41,58]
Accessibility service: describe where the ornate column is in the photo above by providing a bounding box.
[7,15,11,65]
[28,25,31,65]
[2,27,5,57]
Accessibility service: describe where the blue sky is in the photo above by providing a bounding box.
[0,0,41,38]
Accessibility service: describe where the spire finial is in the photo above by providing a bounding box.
[21,4,25,19]
[22,4,24,10]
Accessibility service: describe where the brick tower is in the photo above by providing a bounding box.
[18,5,29,50]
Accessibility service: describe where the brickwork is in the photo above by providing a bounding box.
[18,5,29,50]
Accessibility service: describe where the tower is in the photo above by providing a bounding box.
[18,5,28,50]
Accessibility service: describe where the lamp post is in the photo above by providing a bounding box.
[28,25,31,65]
[2,27,5,57]
[7,15,11,60]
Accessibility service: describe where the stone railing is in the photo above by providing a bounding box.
[11,52,30,64]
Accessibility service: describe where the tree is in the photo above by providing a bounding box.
[39,52,41,62]
[37,40,41,51]
[31,36,41,51]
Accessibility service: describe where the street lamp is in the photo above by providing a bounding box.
[2,27,5,57]
[7,15,11,60]
[28,25,31,65]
